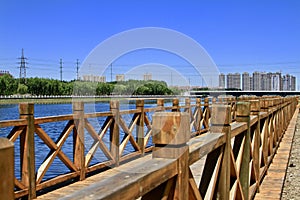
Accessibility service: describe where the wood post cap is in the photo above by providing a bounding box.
[152,112,189,145]
[0,138,14,150]
[211,104,231,125]
[236,102,250,117]
[72,101,84,111]
[19,103,34,115]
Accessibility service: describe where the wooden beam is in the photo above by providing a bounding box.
[152,112,190,199]
[19,103,36,199]
[0,138,14,199]
[73,101,85,180]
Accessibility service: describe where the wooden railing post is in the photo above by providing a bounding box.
[157,98,164,111]
[196,98,202,133]
[73,101,85,180]
[152,112,190,199]
[203,98,210,130]
[110,100,120,166]
[172,98,180,112]
[210,104,231,200]
[236,102,251,199]
[0,138,14,199]
[136,99,145,155]
[19,103,36,199]
[185,98,191,115]
[250,100,261,193]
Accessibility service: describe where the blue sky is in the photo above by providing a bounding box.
[1,1,300,89]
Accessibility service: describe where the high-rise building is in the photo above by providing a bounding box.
[260,73,272,91]
[219,73,226,88]
[143,73,152,81]
[82,75,106,82]
[116,74,125,82]
[222,71,296,91]
[291,75,296,91]
[227,73,241,89]
[282,74,296,91]
[282,74,291,91]
[242,72,250,90]
[227,73,233,89]
[252,72,261,91]
[271,72,281,91]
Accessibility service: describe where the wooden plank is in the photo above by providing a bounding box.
[136,100,145,155]
[188,133,225,165]
[37,156,177,200]
[0,138,14,200]
[19,103,36,199]
[110,100,120,166]
[84,111,113,118]
[34,115,73,124]
[73,102,85,181]
[0,119,26,128]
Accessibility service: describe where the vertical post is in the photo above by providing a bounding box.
[152,112,190,199]
[157,98,164,112]
[0,138,14,199]
[212,97,217,104]
[172,98,180,112]
[73,101,85,180]
[236,102,251,199]
[204,97,210,130]
[250,100,261,192]
[196,98,202,133]
[19,103,36,199]
[136,99,145,155]
[110,100,120,166]
[185,98,191,114]
[210,104,231,200]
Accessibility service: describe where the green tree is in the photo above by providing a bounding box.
[17,84,28,94]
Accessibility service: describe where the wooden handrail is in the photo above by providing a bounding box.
[0,96,298,199]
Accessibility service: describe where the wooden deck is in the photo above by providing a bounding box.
[254,106,299,199]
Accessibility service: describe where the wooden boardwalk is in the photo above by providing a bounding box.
[1,96,299,199]
[37,102,300,200]
[254,106,299,199]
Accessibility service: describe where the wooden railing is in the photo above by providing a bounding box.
[0,97,210,199]
[0,96,298,199]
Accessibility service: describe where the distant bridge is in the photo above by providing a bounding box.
[190,90,300,97]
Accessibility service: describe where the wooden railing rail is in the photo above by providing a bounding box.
[0,96,298,199]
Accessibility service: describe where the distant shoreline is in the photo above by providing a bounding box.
[0,95,180,105]
[0,97,111,105]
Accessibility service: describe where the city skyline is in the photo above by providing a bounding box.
[219,71,296,91]
[1,1,300,89]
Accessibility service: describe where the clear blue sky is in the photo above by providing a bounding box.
[1,0,300,89]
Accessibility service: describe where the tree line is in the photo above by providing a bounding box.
[0,74,178,96]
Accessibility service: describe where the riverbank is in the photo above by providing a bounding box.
[0,97,112,105]
[0,96,178,105]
